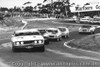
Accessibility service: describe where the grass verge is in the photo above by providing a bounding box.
[68,34,100,52]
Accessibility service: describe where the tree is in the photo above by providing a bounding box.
[13,6,21,12]
[0,7,8,11]
[39,4,52,14]
[23,6,33,12]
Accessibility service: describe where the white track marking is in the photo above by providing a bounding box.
[64,39,100,55]
[64,39,75,49]
[1,42,100,61]
[21,20,28,29]
[46,48,100,61]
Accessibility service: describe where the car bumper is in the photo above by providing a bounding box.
[12,43,44,49]
[79,31,91,33]
[48,36,58,39]
[61,33,69,36]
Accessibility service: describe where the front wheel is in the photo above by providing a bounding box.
[40,46,45,52]
[56,37,62,41]
[44,40,49,45]
[92,31,95,34]
[12,47,19,52]
[91,31,95,34]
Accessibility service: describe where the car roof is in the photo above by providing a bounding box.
[58,27,67,28]
[81,25,92,27]
[47,28,58,30]
[15,29,39,33]
[36,28,47,30]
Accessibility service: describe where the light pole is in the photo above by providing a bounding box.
[51,0,55,16]
[63,0,70,17]
[77,11,80,23]
[76,5,80,23]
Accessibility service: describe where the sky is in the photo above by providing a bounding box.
[0,0,99,8]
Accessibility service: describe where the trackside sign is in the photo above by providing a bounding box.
[70,5,100,12]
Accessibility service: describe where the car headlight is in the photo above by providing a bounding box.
[16,42,20,44]
[34,41,38,44]
[21,42,24,44]
[39,40,42,44]
[15,42,20,46]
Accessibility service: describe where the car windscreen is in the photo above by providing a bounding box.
[14,32,40,36]
[38,30,46,35]
[47,30,58,34]
[82,26,91,28]
[58,28,66,32]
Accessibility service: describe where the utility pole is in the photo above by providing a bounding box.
[51,0,54,16]
[63,0,70,17]
[77,5,80,23]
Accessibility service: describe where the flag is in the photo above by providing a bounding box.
[23,1,32,5]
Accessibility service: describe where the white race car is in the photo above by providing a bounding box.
[58,27,70,38]
[37,28,50,45]
[11,29,45,52]
[46,28,62,41]
[78,25,96,34]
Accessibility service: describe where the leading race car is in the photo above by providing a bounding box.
[57,27,70,38]
[11,29,45,52]
[46,28,62,41]
[78,25,96,34]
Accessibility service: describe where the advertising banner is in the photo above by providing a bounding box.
[70,5,100,12]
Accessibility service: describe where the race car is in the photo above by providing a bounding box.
[78,25,96,34]
[37,28,50,45]
[57,27,70,38]
[46,28,62,41]
[11,29,45,52]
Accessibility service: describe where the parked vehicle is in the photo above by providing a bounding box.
[11,29,45,52]
[78,25,96,34]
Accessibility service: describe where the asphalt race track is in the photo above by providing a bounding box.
[0,20,100,67]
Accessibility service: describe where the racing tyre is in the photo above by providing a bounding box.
[92,31,95,34]
[56,37,62,41]
[40,46,45,52]
[67,34,70,38]
[45,40,49,45]
[12,47,19,52]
